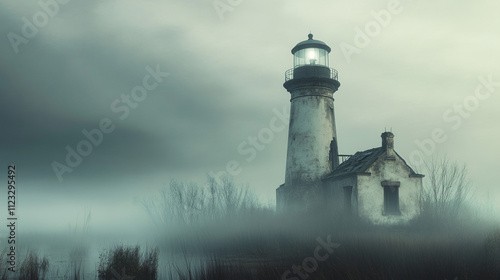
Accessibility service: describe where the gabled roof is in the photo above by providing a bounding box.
[324,147,423,180]
[326,147,384,179]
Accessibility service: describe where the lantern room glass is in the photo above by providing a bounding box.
[293,48,329,68]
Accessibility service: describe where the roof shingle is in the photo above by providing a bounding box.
[326,147,384,178]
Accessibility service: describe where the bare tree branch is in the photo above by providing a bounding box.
[421,154,473,221]
[142,173,264,228]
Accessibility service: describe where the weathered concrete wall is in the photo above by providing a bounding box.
[277,182,325,213]
[357,155,422,225]
[285,86,337,188]
[324,176,358,218]
[278,65,340,213]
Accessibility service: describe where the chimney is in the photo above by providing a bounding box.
[381,132,395,159]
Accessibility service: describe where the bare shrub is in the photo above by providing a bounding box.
[143,173,264,228]
[98,245,159,280]
[419,155,473,222]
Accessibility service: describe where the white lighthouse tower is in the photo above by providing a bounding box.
[277,34,341,212]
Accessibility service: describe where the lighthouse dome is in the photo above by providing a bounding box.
[291,33,331,54]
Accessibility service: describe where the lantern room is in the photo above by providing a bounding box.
[284,33,338,83]
[291,33,331,68]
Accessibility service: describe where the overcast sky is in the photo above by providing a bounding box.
[1,0,499,234]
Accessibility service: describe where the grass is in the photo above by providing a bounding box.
[18,251,49,280]
[160,211,500,280]
[1,220,498,280]
[97,245,159,280]
[484,228,500,276]
[0,250,51,280]
[0,248,8,280]
[163,228,500,280]
[2,192,498,280]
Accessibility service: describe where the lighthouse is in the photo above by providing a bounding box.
[277,34,341,212]
[276,34,423,224]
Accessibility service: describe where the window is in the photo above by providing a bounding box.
[343,186,353,215]
[293,48,329,68]
[381,181,400,215]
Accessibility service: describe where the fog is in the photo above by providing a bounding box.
[1,0,500,279]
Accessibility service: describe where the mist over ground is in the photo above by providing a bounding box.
[0,0,499,279]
